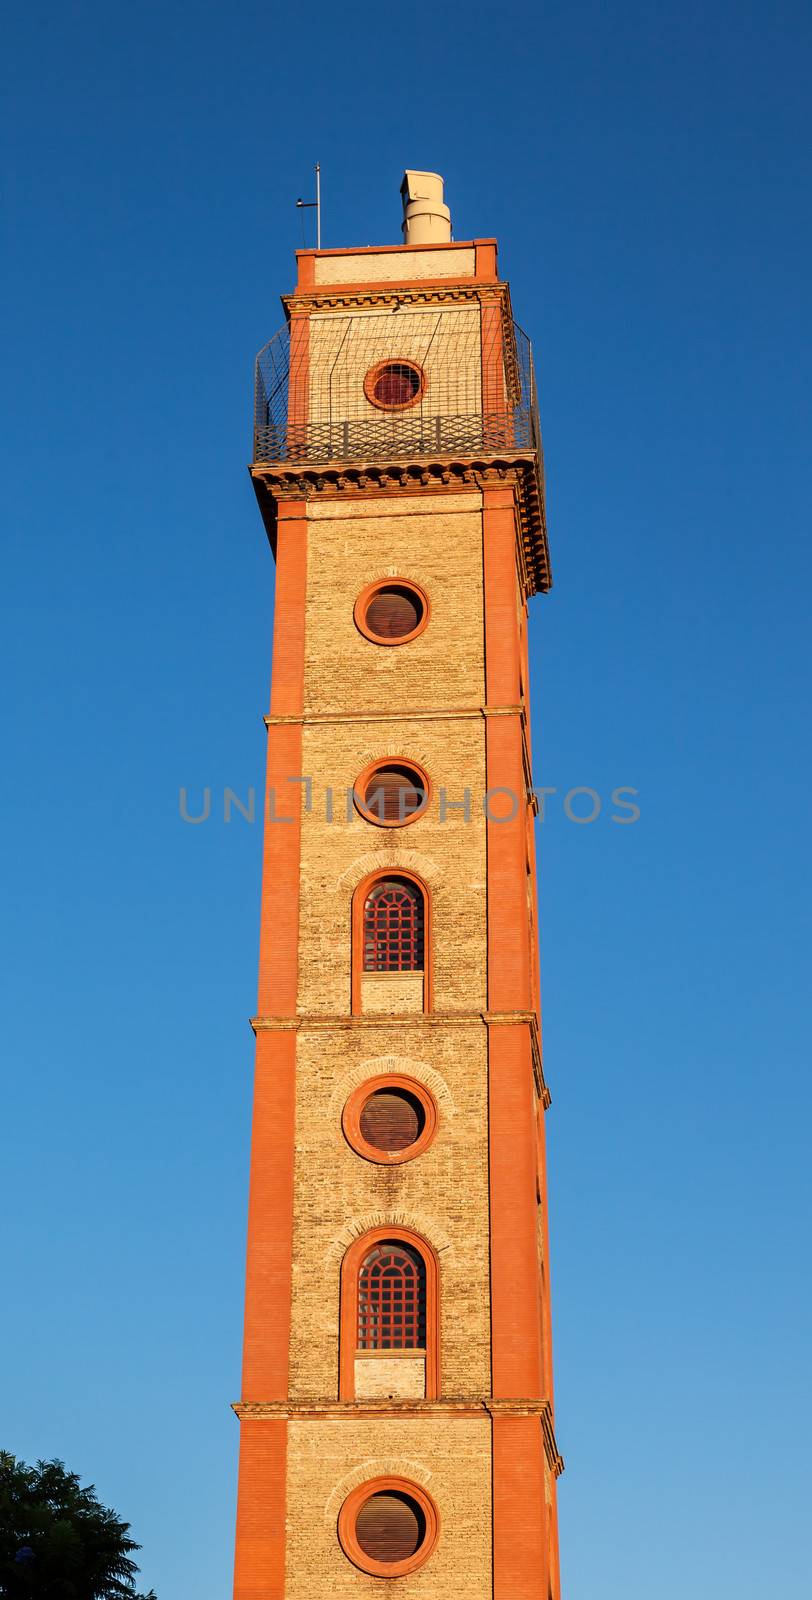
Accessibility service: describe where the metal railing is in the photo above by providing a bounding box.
[253,409,537,466]
[252,317,542,470]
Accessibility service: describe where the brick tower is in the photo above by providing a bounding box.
[233,171,562,1600]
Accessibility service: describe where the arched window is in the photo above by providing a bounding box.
[358,1241,426,1350]
[351,870,431,1015]
[363,878,424,971]
[339,1226,439,1399]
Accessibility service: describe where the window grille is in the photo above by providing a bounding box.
[363,879,424,971]
[357,1241,426,1350]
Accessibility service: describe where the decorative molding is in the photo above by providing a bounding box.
[232,1394,564,1476]
[250,1008,537,1032]
[329,1055,456,1119]
[249,1008,551,1108]
[283,281,508,316]
[529,1013,552,1110]
[250,457,551,597]
[334,849,442,892]
[540,1402,566,1478]
[235,1397,548,1419]
[325,1209,453,1266]
[324,1458,434,1526]
[264,704,523,727]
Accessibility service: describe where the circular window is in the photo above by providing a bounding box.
[354,579,429,646]
[343,1075,438,1165]
[362,1089,424,1150]
[364,359,426,412]
[354,759,430,828]
[338,1477,440,1578]
[357,1492,424,1560]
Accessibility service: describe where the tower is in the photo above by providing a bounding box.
[233,172,562,1600]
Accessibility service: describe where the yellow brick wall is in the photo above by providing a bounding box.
[287,1025,491,1401]
[302,493,485,714]
[313,246,477,284]
[284,1416,492,1599]
[282,487,494,1589]
[296,713,487,1015]
[354,1353,425,1399]
[360,971,425,1014]
[308,308,482,432]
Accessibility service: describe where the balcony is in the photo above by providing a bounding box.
[250,313,551,593]
[254,408,537,468]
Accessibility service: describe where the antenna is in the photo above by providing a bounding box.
[296,163,321,249]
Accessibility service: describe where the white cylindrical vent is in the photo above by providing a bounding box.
[400,170,452,245]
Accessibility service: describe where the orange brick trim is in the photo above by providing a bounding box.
[481,299,507,420]
[338,1225,440,1400]
[475,240,498,280]
[488,1025,544,1399]
[537,1098,556,1405]
[482,479,545,1403]
[341,1074,438,1165]
[232,1416,287,1600]
[483,484,532,1012]
[482,484,521,699]
[296,253,316,289]
[256,502,306,1016]
[286,316,309,456]
[485,715,532,1008]
[240,501,307,1410]
[492,1414,549,1599]
[337,1475,441,1579]
[240,1031,297,1400]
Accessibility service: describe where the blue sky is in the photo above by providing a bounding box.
[2,1,810,1595]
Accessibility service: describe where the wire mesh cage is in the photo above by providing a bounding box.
[253,306,541,467]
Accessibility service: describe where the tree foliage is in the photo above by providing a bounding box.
[0,1454,156,1599]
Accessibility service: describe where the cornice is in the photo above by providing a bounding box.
[282,280,511,317]
[529,1013,552,1110]
[232,1397,563,1476]
[250,1008,538,1033]
[249,1009,551,1106]
[540,1403,566,1477]
[263,704,523,727]
[250,456,551,597]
